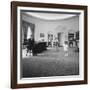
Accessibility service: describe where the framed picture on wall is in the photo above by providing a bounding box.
[11,1,88,89]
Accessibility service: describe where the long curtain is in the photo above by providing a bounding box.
[27,26,32,39]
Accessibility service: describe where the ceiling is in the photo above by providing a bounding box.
[23,12,78,21]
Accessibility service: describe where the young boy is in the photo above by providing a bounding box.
[63,41,68,56]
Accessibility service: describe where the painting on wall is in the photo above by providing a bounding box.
[11,1,88,89]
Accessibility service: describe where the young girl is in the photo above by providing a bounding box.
[63,41,68,56]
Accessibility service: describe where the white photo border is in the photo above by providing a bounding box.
[17,6,84,84]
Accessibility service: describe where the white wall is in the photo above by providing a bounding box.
[22,13,79,42]
[0,0,89,90]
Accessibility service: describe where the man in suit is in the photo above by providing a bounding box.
[27,35,35,56]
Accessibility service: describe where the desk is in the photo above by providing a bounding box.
[33,42,47,54]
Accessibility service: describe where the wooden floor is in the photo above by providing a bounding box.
[21,47,79,78]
